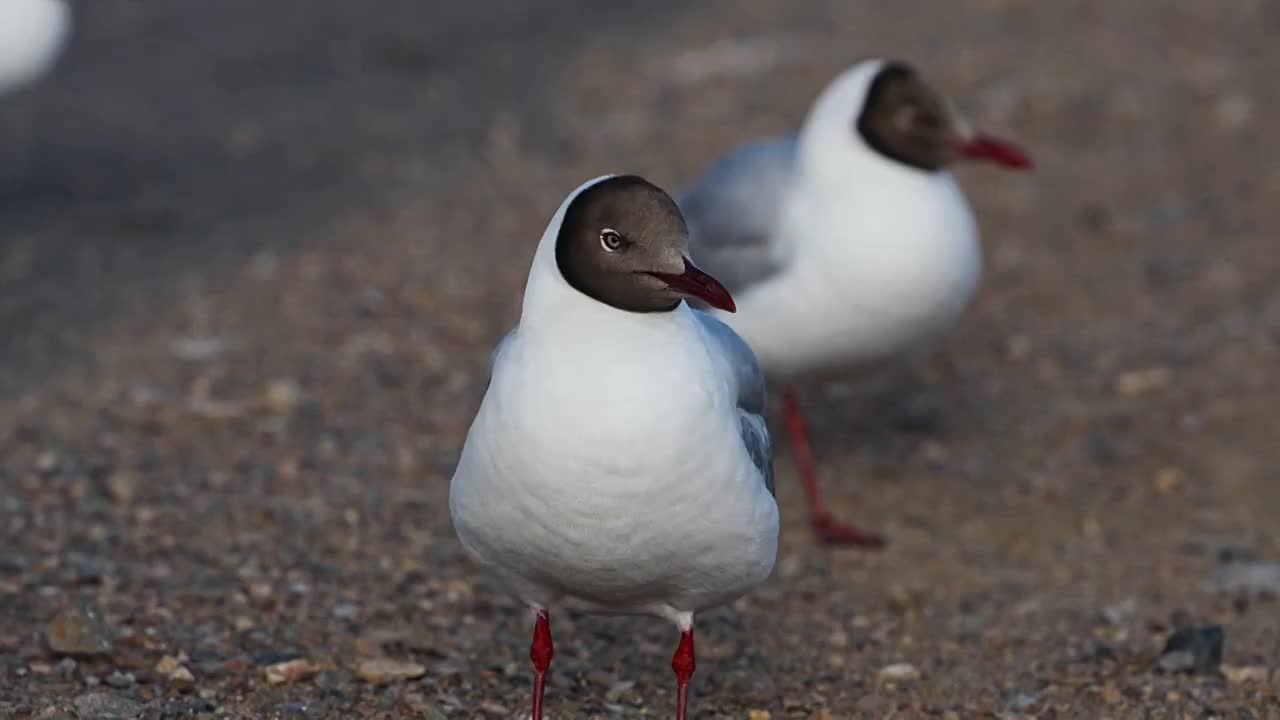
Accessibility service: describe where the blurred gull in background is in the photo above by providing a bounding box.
[0,0,70,96]
[679,58,1031,546]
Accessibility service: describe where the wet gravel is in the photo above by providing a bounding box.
[3,1,1280,718]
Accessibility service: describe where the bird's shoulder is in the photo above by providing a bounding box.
[693,312,773,495]
[678,135,800,292]
[693,312,766,412]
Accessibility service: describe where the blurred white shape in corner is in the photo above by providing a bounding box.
[0,0,71,96]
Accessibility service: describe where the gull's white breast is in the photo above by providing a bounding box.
[717,167,981,380]
[450,307,778,615]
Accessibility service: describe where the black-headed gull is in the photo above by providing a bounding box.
[679,58,1031,547]
[450,175,779,719]
[0,0,70,97]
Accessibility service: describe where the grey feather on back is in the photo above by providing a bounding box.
[678,135,799,293]
[739,414,773,497]
[696,313,774,496]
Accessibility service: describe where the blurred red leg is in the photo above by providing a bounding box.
[671,628,696,720]
[783,388,886,547]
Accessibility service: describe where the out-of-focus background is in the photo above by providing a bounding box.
[2,1,1278,717]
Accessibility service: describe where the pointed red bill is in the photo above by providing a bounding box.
[954,132,1033,171]
[648,258,737,313]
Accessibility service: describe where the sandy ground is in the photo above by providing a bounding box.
[2,1,1279,718]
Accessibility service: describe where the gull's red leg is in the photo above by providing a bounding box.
[529,609,554,720]
[783,388,886,548]
[671,627,696,720]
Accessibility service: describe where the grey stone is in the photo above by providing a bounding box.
[47,605,112,657]
[1157,625,1223,673]
[1211,561,1280,598]
[71,693,143,720]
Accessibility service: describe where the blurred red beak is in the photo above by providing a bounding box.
[953,131,1033,171]
[648,257,736,313]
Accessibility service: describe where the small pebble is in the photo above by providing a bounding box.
[154,655,195,685]
[72,692,143,720]
[1004,334,1032,360]
[1211,561,1280,598]
[1100,597,1137,625]
[1153,467,1183,494]
[748,711,772,720]
[270,701,325,718]
[353,657,427,684]
[1221,665,1269,685]
[605,680,635,703]
[170,336,227,362]
[47,604,113,657]
[887,584,927,615]
[331,602,359,620]
[105,471,139,505]
[264,379,303,415]
[103,671,134,688]
[1008,691,1040,710]
[35,450,60,475]
[263,658,321,685]
[253,650,300,665]
[1114,367,1172,397]
[1215,93,1253,131]
[154,655,182,676]
[878,662,921,681]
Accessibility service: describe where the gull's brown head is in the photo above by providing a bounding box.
[556,175,735,313]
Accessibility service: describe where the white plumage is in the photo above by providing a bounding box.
[450,175,778,719]
[682,59,982,381]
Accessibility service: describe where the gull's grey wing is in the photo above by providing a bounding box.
[696,313,773,496]
[738,413,773,497]
[678,135,799,293]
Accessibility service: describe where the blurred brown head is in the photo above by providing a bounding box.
[555,175,735,313]
[855,61,1032,173]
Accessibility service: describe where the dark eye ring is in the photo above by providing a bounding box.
[915,111,943,131]
[600,229,624,252]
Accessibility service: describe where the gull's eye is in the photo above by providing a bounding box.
[600,229,625,252]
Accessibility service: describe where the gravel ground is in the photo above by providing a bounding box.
[3,1,1279,718]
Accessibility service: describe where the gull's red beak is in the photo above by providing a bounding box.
[648,257,736,313]
[953,131,1033,171]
